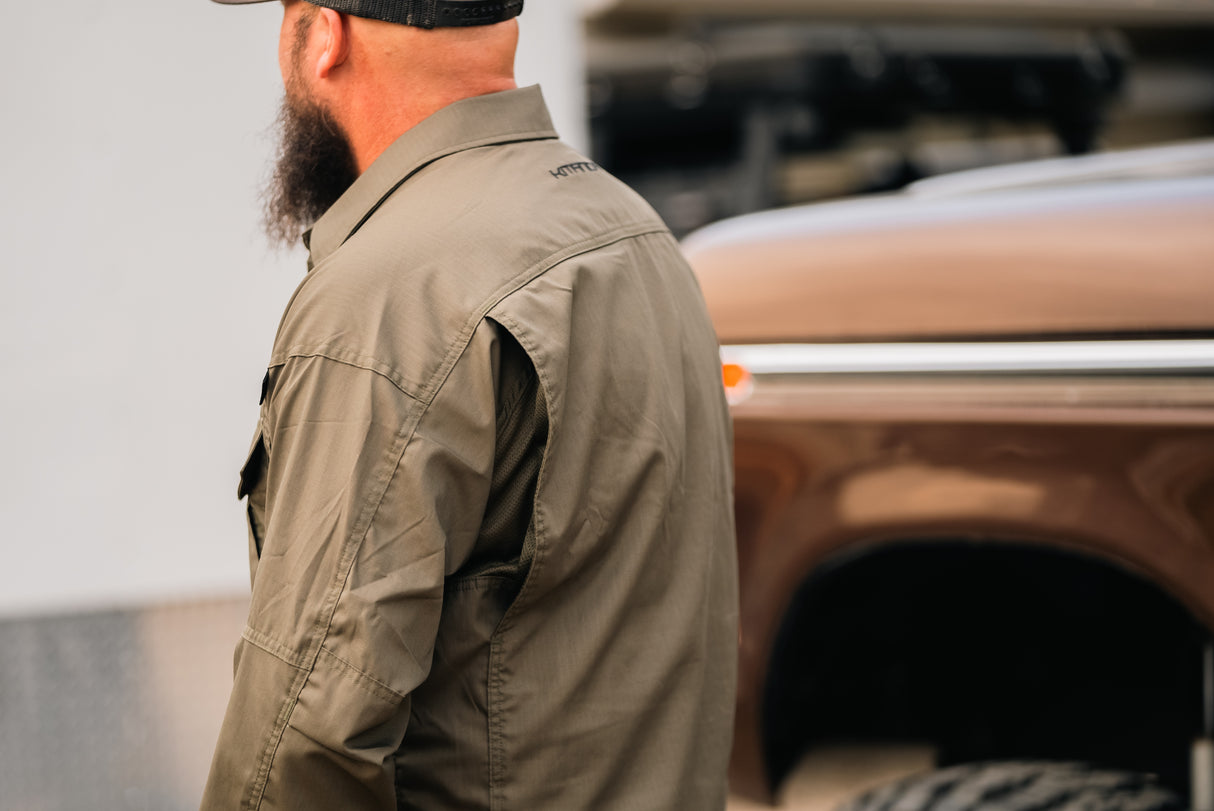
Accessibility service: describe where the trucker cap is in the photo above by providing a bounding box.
[211,0,524,29]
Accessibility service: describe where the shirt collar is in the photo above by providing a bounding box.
[304,84,558,268]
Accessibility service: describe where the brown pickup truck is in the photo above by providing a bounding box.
[686,141,1214,809]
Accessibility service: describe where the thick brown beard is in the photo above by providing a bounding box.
[261,90,359,249]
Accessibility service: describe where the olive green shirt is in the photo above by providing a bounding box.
[203,86,738,811]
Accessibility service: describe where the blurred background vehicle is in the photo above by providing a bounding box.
[620,2,1214,808]
[692,140,1214,809]
[585,0,1214,236]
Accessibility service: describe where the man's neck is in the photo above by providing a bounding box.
[345,79,519,174]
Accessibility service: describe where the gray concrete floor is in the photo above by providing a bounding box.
[0,598,933,811]
[0,598,248,811]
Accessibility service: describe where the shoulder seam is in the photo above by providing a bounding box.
[421,220,670,410]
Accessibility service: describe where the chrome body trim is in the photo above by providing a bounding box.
[721,340,1214,376]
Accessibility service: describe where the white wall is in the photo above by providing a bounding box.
[0,0,585,617]
[518,0,589,152]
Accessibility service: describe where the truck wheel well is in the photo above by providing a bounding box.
[762,539,1207,800]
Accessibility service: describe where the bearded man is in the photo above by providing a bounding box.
[202,2,738,809]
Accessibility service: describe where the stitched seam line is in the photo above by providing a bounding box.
[421,220,670,414]
[241,626,309,670]
[317,646,406,704]
[245,665,310,810]
[266,350,425,401]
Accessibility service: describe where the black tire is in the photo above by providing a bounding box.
[834,761,1184,811]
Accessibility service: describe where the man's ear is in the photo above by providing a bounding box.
[314,8,351,80]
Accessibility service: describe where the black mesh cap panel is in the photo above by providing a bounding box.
[212,0,524,29]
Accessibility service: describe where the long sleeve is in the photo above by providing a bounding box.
[202,322,507,811]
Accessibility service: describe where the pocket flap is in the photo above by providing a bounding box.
[237,428,267,500]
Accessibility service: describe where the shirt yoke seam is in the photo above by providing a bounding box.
[267,350,424,402]
[279,222,669,416]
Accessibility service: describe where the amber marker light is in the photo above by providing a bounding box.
[722,362,755,406]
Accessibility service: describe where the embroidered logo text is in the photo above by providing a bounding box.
[550,162,601,180]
